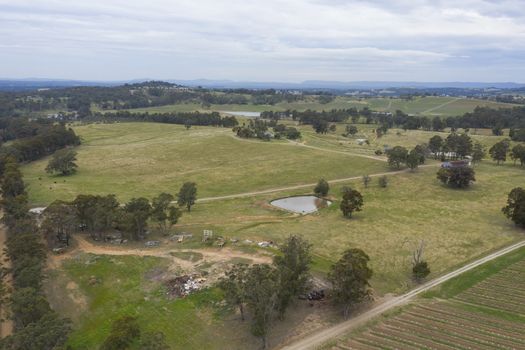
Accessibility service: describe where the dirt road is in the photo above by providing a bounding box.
[279,239,525,350]
[230,133,386,162]
[49,235,272,270]
[0,223,13,338]
[197,164,438,203]
[285,139,386,162]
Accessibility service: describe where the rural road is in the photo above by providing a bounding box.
[196,164,438,203]
[280,239,525,350]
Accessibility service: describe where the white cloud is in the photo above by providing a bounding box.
[0,0,524,81]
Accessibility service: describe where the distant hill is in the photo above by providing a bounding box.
[1,78,524,92]
[0,79,120,91]
[169,79,525,90]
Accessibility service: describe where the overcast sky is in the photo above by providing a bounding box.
[1,0,524,82]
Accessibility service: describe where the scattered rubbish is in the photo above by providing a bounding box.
[170,233,193,243]
[28,207,46,215]
[257,241,274,248]
[111,239,127,245]
[145,240,160,247]
[300,290,325,301]
[104,232,123,242]
[52,247,66,254]
[217,238,226,248]
[164,275,206,298]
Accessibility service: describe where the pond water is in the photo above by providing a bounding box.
[220,111,261,118]
[270,196,332,214]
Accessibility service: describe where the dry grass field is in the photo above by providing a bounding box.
[27,121,524,349]
[24,122,525,295]
[22,123,386,205]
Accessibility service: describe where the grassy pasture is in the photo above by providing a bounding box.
[176,163,525,294]
[291,123,508,157]
[22,123,386,205]
[32,121,525,349]
[97,96,514,116]
[23,121,524,294]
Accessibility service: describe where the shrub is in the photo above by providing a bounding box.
[412,261,430,281]
[314,179,329,197]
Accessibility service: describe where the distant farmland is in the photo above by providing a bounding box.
[96,96,515,116]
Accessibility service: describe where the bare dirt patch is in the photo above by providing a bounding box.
[0,223,13,338]
[47,235,273,290]
[44,270,88,323]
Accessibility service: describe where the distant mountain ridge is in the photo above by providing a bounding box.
[169,79,525,90]
[0,78,524,91]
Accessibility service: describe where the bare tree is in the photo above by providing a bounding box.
[412,240,430,282]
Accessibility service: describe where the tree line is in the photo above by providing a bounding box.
[260,105,525,137]
[0,157,71,349]
[42,183,197,246]
[0,166,197,347]
[233,119,301,140]
[0,120,80,163]
[89,111,239,128]
[0,82,310,117]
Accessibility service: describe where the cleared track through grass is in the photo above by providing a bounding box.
[280,239,525,350]
[195,165,437,203]
[421,97,461,114]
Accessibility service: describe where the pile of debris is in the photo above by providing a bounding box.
[144,240,160,247]
[257,241,274,248]
[169,233,193,243]
[299,289,325,301]
[110,239,127,245]
[164,275,206,298]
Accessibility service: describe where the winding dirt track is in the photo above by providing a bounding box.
[197,164,438,203]
[279,240,525,350]
[230,133,386,162]
[49,235,272,270]
[285,139,386,162]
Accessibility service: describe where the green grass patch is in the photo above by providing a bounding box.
[448,300,525,324]
[61,254,235,350]
[311,254,334,275]
[422,246,525,299]
[22,122,386,205]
